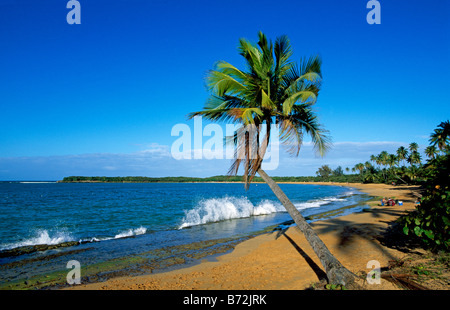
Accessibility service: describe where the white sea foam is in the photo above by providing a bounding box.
[0,226,148,251]
[81,226,148,242]
[178,197,283,229]
[342,190,357,196]
[114,226,147,239]
[178,195,347,229]
[0,229,74,251]
[294,197,346,210]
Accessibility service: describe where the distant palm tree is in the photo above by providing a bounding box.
[369,154,378,168]
[409,142,419,153]
[425,145,437,159]
[429,120,450,152]
[387,153,408,184]
[387,154,398,168]
[408,151,422,167]
[189,32,356,286]
[379,151,389,166]
[396,146,408,167]
[354,163,365,175]
[378,151,389,182]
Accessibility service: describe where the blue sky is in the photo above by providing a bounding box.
[0,0,449,180]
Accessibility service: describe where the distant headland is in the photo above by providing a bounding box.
[58,175,361,183]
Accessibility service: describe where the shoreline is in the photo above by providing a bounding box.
[67,182,422,290]
[0,182,360,257]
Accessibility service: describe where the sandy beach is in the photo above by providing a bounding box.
[67,182,422,290]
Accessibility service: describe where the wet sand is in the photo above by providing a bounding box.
[67,183,421,290]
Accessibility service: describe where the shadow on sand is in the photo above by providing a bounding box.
[272,205,425,289]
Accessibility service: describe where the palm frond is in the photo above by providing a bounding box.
[257,31,274,75]
[281,90,317,115]
[291,105,332,157]
[278,117,304,156]
[206,70,247,97]
[238,38,263,77]
[283,55,322,89]
[274,35,294,77]
[215,61,247,79]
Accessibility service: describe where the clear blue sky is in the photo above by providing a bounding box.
[0,0,449,180]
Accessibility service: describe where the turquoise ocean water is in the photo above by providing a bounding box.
[0,182,371,288]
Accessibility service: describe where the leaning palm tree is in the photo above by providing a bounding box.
[189,32,357,286]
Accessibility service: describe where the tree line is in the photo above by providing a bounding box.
[397,121,449,251]
[60,175,244,183]
[60,175,355,183]
[315,120,449,251]
[315,121,450,186]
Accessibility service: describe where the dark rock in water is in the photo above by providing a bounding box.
[0,241,80,258]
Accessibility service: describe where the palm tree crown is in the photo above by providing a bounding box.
[189,31,331,188]
[396,146,408,163]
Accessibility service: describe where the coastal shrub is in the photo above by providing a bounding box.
[398,153,450,251]
[400,187,450,251]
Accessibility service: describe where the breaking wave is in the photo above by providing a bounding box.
[113,226,147,239]
[0,229,75,251]
[0,226,148,252]
[178,195,347,229]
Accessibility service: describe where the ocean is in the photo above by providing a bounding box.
[0,182,371,289]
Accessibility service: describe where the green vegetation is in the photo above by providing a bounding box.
[325,283,347,290]
[396,120,450,251]
[315,120,450,187]
[347,143,425,184]
[314,165,360,183]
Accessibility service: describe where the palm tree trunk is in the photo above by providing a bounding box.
[257,168,357,287]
